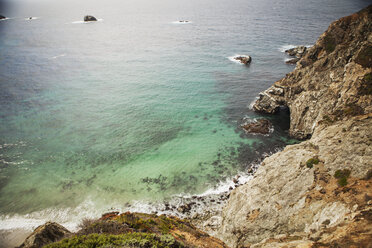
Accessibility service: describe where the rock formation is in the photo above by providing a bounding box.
[234,55,252,65]
[18,222,71,248]
[254,6,371,140]
[285,46,308,64]
[241,119,273,135]
[218,5,372,248]
[84,15,97,22]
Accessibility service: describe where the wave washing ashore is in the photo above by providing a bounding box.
[0,0,369,247]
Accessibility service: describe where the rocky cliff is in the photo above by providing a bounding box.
[218,5,372,248]
[253,6,371,140]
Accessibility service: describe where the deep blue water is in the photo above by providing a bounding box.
[0,0,369,235]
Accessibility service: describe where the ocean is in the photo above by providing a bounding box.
[0,0,369,245]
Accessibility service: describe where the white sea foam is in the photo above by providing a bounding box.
[171,21,192,24]
[25,17,40,21]
[279,44,297,53]
[279,44,313,53]
[71,19,104,24]
[227,54,250,64]
[0,199,101,232]
[248,97,259,110]
[50,54,66,60]
[198,174,253,197]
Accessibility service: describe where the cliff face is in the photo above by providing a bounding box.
[218,6,372,248]
[253,6,372,140]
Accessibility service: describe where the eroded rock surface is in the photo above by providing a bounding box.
[254,6,372,140]
[219,114,372,247]
[218,6,372,248]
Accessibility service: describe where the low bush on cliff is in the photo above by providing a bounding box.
[334,169,351,186]
[77,218,131,235]
[306,157,319,168]
[322,115,335,125]
[355,45,372,68]
[323,34,336,53]
[359,72,372,95]
[44,233,184,248]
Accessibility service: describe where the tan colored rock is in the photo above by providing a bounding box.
[218,117,372,247]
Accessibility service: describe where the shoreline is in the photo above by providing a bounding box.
[0,144,283,247]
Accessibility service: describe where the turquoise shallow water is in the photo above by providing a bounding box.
[0,0,369,231]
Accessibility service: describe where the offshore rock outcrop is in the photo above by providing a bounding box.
[84,15,97,22]
[218,5,372,248]
[234,55,252,65]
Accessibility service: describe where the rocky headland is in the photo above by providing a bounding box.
[15,5,371,248]
[218,5,372,248]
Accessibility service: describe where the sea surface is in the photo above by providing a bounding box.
[0,0,369,239]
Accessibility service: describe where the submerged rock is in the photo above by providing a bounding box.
[234,55,252,65]
[241,119,273,135]
[84,15,97,22]
[18,222,71,248]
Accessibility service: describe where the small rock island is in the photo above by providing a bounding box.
[234,55,252,65]
[84,15,97,22]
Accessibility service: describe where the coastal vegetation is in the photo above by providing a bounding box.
[306,157,319,168]
[334,169,351,187]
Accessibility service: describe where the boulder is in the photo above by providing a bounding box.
[18,222,71,248]
[234,55,252,65]
[285,45,307,58]
[241,119,273,135]
[84,15,97,22]
[0,15,6,20]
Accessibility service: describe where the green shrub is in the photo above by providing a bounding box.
[306,157,319,168]
[355,45,372,68]
[334,169,351,187]
[359,72,372,95]
[44,233,184,248]
[322,115,334,125]
[334,169,351,179]
[337,177,348,187]
[323,35,336,53]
